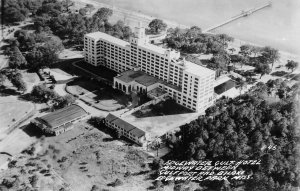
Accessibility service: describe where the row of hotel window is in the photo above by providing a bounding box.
[97,49,170,67]
[96,40,169,59]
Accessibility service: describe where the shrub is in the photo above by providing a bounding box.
[58,156,68,163]
[29,175,38,187]
[111,179,123,187]
[8,160,17,168]
[91,185,100,191]
[53,149,61,154]
[48,145,55,150]
[124,171,131,178]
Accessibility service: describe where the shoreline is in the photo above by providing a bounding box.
[73,0,300,66]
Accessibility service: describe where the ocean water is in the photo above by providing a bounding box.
[97,0,300,55]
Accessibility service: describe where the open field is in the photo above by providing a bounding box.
[22,71,40,93]
[0,120,158,191]
[0,96,34,135]
[1,119,203,190]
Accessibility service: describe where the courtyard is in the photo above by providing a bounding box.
[66,79,131,111]
[131,99,193,118]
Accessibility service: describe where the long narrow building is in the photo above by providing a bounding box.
[84,27,215,112]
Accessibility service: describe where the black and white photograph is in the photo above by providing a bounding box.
[0,0,299,190]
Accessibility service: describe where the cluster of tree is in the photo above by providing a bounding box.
[0,177,21,190]
[8,46,28,69]
[2,0,85,24]
[30,84,75,109]
[251,79,299,100]
[8,30,63,71]
[285,60,299,72]
[2,0,43,23]
[34,6,133,45]
[164,27,233,55]
[234,44,280,78]
[78,4,95,16]
[0,70,27,92]
[147,19,167,35]
[170,84,299,190]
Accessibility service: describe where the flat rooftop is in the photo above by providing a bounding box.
[115,70,160,87]
[148,87,167,98]
[184,60,215,77]
[139,43,166,55]
[85,32,130,47]
[121,112,201,139]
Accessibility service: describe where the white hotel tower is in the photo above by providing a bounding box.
[84,26,215,112]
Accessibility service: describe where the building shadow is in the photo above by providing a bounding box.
[22,123,44,138]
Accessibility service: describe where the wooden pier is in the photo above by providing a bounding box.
[203,2,272,33]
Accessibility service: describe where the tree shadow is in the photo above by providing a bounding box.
[0,86,20,96]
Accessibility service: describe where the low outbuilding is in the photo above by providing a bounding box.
[31,104,88,136]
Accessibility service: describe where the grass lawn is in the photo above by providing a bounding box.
[21,71,40,93]
[132,99,193,118]
[0,96,34,135]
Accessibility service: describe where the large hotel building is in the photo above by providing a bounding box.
[84,27,216,112]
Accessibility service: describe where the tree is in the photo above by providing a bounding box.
[36,2,63,17]
[78,8,88,16]
[62,0,74,12]
[8,46,27,69]
[255,63,271,79]
[154,180,163,189]
[285,60,298,72]
[90,185,100,191]
[26,38,61,71]
[210,52,230,70]
[3,7,26,23]
[148,19,167,34]
[10,73,27,92]
[93,8,113,22]
[228,48,235,54]
[261,46,280,68]
[217,33,234,48]
[238,80,247,95]
[54,94,76,109]
[14,30,37,51]
[0,73,7,86]
[31,84,59,102]
[239,44,252,57]
[85,4,95,14]
[251,46,262,57]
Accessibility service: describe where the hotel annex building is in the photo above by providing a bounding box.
[84,27,216,112]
